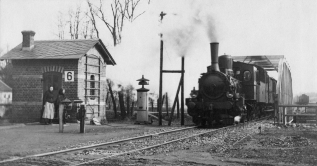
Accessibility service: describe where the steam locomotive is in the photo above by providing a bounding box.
[186,43,276,126]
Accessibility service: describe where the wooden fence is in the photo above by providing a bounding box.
[277,104,317,125]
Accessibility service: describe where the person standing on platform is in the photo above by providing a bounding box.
[43,86,55,125]
[56,88,66,125]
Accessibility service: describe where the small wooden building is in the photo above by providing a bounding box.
[0,80,12,118]
[0,79,12,104]
[0,30,116,123]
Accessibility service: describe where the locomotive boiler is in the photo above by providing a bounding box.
[186,42,276,126]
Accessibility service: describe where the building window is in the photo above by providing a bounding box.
[8,94,10,99]
[90,75,95,96]
[4,94,6,98]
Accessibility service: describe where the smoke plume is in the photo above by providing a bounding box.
[161,1,217,57]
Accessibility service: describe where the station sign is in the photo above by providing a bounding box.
[65,71,74,82]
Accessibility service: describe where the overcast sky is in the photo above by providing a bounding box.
[1,0,317,98]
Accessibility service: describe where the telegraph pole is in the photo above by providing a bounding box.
[159,36,163,125]
[158,11,166,126]
[181,57,185,125]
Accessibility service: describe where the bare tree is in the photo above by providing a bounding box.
[125,0,145,22]
[56,5,98,40]
[87,0,148,46]
[57,11,66,39]
[118,84,126,119]
[81,16,97,39]
[81,19,90,39]
[125,84,135,117]
[87,0,100,38]
[67,6,82,39]
[107,79,117,118]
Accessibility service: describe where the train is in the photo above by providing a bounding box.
[186,42,277,126]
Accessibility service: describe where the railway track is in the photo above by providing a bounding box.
[0,116,271,166]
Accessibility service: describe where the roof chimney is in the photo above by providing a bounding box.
[21,30,35,51]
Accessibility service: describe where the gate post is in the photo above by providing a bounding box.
[79,104,86,133]
[283,106,286,125]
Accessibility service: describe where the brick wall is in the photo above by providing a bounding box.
[6,48,108,123]
[8,59,79,123]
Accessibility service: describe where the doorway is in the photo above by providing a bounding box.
[42,72,62,119]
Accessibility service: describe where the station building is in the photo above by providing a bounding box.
[0,30,116,123]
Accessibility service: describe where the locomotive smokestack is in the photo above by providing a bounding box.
[210,42,219,72]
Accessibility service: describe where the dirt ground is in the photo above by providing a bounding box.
[0,121,163,161]
[1,121,317,166]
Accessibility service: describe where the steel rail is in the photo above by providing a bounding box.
[71,117,270,166]
[0,126,197,164]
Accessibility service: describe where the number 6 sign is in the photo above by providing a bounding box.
[65,71,74,82]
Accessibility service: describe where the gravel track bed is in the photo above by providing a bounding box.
[73,120,271,165]
[40,127,207,165]
[39,127,192,153]
[100,121,273,165]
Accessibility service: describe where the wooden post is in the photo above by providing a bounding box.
[59,105,64,133]
[283,106,286,125]
[161,94,166,107]
[168,76,182,126]
[79,105,86,133]
[158,38,163,126]
[181,57,185,126]
[177,95,180,119]
[166,92,169,116]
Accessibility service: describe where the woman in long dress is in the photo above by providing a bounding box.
[43,86,55,124]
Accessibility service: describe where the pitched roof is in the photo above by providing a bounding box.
[232,55,285,72]
[0,80,12,92]
[0,39,116,65]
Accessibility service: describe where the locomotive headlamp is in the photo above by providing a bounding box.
[190,93,197,98]
[226,91,233,98]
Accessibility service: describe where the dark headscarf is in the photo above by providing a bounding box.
[44,86,54,103]
[56,88,66,105]
[59,88,65,95]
